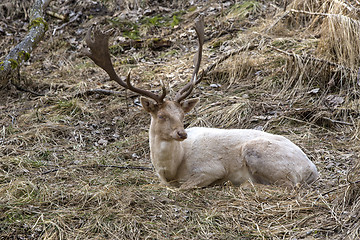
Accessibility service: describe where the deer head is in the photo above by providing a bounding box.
[84,17,205,141]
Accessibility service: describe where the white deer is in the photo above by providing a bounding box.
[84,18,318,189]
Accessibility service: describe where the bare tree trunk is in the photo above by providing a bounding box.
[0,0,52,88]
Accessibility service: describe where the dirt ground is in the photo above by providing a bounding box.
[1,0,360,239]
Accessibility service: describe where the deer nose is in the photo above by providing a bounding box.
[177,130,187,140]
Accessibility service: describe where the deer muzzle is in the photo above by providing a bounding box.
[175,129,187,141]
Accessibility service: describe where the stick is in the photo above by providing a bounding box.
[41,164,153,175]
[197,44,258,83]
[321,180,360,196]
[97,165,152,171]
[52,11,82,35]
[77,88,124,96]
[322,117,353,126]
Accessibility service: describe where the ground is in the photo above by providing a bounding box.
[1,0,360,239]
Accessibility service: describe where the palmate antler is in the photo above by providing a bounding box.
[83,16,204,103]
[175,16,205,103]
[83,27,166,104]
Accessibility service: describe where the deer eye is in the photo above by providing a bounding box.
[158,115,167,120]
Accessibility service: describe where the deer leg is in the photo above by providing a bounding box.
[179,166,226,190]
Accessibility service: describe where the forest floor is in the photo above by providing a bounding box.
[1,0,360,239]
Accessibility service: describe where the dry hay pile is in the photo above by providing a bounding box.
[1,0,360,239]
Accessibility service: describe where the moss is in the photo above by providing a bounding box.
[158,49,178,58]
[228,1,260,19]
[107,18,140,40]
[123,29,141,40]
[145,15,163,26]
[108,11,184,41]
[212,40,224,48]
[171,14,181,28]
[18,51,31,62]
[55,99,83,117]
[188,6,197,12]
[141,11,184,29]
[109,44,125,55]
[120,57,137,65]
[9,59,19,69]
[29,17,49,31]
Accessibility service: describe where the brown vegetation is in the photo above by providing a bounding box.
[1,0,359,239]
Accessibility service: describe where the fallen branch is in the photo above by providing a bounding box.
[0,0,52,88]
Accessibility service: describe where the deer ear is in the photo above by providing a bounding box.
[181,98,199,113]
[140,97,158,113]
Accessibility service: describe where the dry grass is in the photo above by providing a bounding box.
[1,0,360,239]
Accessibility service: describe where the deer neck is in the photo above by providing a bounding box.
[148,121,184,183]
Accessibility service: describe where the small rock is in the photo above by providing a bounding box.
[210,83,221,88]
[98,139,108,146]
[308,88,320,94]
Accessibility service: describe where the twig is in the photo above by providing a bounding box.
[46,10,69,21]
[97,164,152,171]
[41,169,59,175]
[322,117,353,126]
[77,88,124,96]
[13,82,45,96]
[52,11,82,35]
[321,180,360,196]
[74,88,141,102]
[41,164,153,175]
[197,44,258,82]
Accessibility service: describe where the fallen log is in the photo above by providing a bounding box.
[0,0,52,88]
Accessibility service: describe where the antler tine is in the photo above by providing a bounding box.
[84,26,166,103]
[175,16,205,103]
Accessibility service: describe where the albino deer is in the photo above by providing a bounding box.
[84,18,318,189]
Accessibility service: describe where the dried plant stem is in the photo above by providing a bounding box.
[290,9,338,17]
[269,45,352,71]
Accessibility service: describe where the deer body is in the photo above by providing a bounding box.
[144,99,318,189]
[84,17,318,189]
